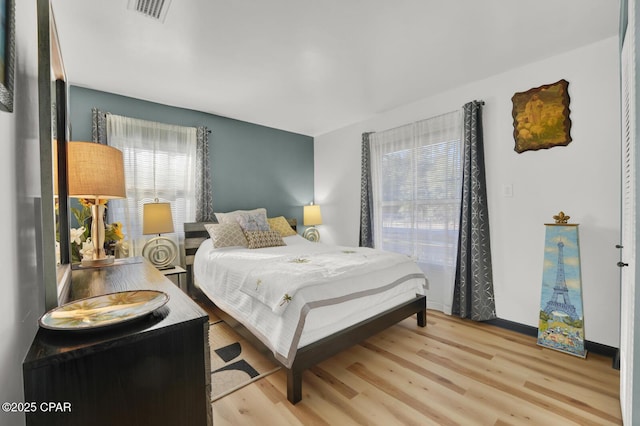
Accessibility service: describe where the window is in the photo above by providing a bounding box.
[370,111,462,270]
[106,114,197,257]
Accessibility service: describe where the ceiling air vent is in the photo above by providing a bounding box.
[127,0,172,22]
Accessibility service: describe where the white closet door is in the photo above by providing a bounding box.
[620,16,636,424]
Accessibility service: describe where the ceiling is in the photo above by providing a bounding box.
[50,0,620,137]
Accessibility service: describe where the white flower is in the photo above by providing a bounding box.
[115,240,130,258]
[80,238,94,260]
[70,227,86,245]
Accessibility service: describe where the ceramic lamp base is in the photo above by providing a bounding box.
[303,226,320,242]
[143,236,178,269]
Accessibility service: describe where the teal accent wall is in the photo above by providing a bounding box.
[68,86,314,225]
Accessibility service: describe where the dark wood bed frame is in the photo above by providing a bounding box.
[184,221,427,404]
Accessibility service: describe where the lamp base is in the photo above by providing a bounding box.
[303,226,320,242]
[155,264,175,271]
[81,256,115,267]
[143,236,178,269]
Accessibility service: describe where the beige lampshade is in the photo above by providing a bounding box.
[143,202,175,235]
[303,204,322,226]
[67,141,126,200]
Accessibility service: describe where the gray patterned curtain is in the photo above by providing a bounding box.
[359,132,374,248]
[452,101,496,321]
[196,127,214,222]
[91,108,107,144]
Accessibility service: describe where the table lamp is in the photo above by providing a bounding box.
[303,203,322,242]
[142,200,177,269]
[68,142,126,267]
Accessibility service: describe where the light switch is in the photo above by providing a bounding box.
[502,184,513,197]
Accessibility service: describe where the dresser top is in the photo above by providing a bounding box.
[24,258,208,367]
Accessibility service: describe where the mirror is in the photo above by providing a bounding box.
[37,0,71,310]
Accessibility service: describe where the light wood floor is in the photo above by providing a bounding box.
[198,300,621,425]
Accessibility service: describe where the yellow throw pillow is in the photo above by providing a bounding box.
[267,216,297,237]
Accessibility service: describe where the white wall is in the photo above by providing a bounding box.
[315,37,621,347]
[0,2,45,426]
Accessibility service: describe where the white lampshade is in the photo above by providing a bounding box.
[143,202,175,235]
[303,204,322,226]
[67,141,126,200]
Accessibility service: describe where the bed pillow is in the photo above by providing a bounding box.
[204,223,248,248]
[235,211,270,232]
[244,230,286,249]
[215,208,267,225]
[267,216,297,237]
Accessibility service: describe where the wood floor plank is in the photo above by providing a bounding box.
[346,355,506,426]
[212,382,301,426]
[394,328,537,390]
[414,312,618,382]
[347,361,460,426]
[302,367,390,425]
[523,379,621,424]
[417,349,608,426]
[254,373,285,404]
[353,389,436,426]
[466,385,589,426]
[308,365,359,400]
[359,340,467,395]
[496,352,620,400]
[209,306,622,425]
[262,372,331,425]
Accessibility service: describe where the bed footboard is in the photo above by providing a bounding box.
[286,294,427,404]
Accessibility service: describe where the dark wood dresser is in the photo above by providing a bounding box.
[22,258,212,426]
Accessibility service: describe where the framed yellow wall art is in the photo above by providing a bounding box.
[511,79,572,153]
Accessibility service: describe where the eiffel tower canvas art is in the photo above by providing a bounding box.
[537,217,586,357]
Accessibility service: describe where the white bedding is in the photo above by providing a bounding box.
[194,235,428,368]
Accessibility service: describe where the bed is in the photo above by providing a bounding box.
[184,217,427,404]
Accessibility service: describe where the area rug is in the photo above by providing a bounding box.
[209,320,281,401]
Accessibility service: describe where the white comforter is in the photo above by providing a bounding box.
[206,241,416,316]
[194,235,427,367]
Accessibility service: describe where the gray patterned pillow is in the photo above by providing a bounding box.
[235,211,270,232]
[204,223,248,248]
[244,230,286,249]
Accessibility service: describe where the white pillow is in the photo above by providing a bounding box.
[215,208,267,225]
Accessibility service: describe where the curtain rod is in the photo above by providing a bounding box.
[365,99,485,136]
[96,108,213,134]
[370,108,462,135]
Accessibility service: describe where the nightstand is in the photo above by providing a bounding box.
[160,265,187,292]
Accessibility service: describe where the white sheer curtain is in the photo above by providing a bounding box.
[370,110,462,314]
[106,114,197,263]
